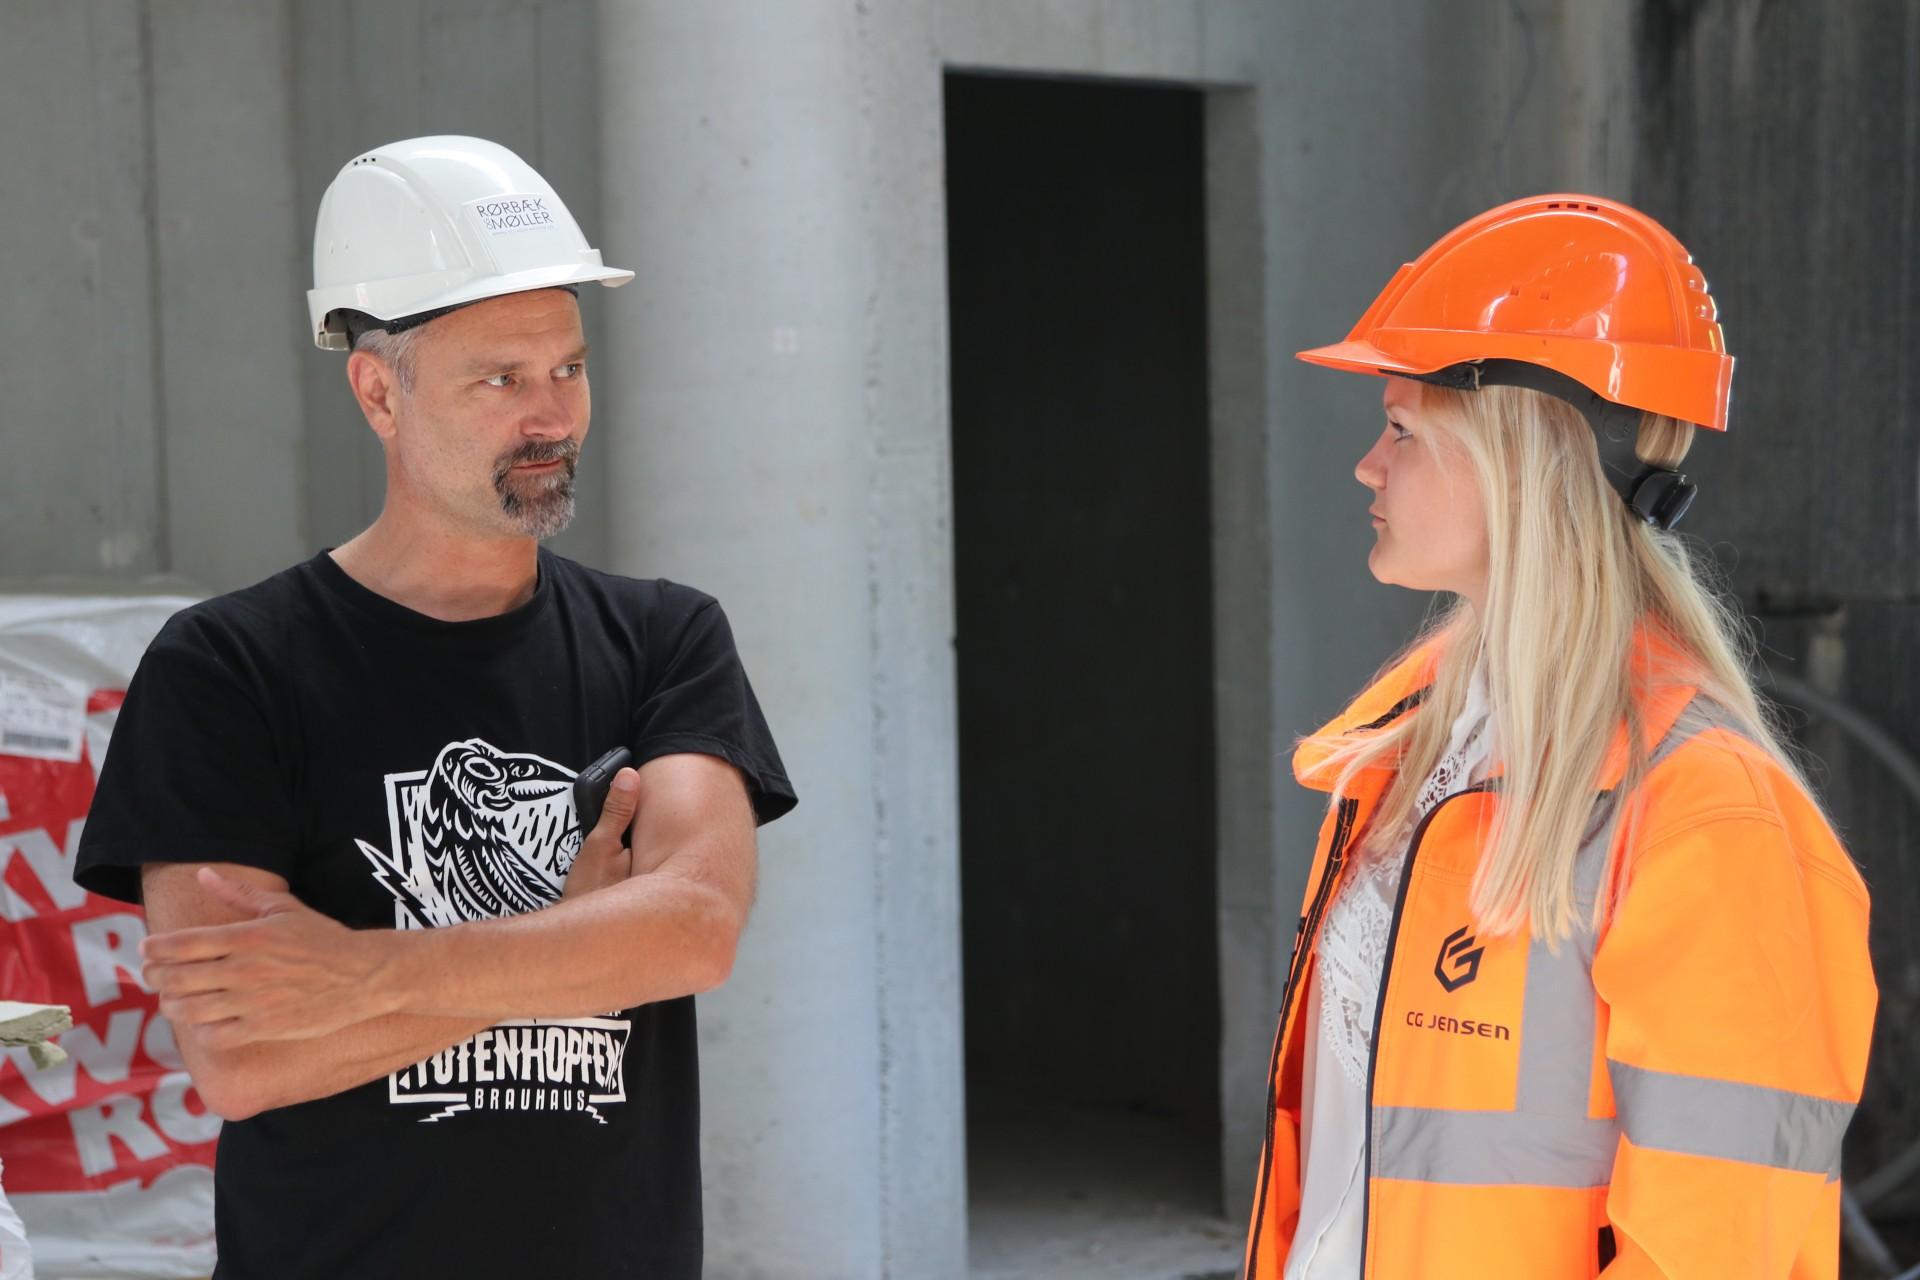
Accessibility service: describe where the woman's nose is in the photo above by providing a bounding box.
[1355,436,1389,490]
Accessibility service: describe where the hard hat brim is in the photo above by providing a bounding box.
[383,260,635,319]
[309,260,635,350]
[1297,334,1732,432]
[1297,339,1428,379]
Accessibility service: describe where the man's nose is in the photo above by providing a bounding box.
[518,381,579,439]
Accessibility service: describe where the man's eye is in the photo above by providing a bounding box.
[484,373,515,389]
[556,363,584,380]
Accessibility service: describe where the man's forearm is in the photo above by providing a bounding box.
[143,759,758,1050]
[189,1011,494,1121]
[375,866,741,1022]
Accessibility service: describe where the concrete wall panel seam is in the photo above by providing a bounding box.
[134,2,171,574]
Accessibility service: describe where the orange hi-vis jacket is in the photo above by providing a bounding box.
[1243,635,1877,1279]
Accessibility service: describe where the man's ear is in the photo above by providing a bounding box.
[346,350,402,442]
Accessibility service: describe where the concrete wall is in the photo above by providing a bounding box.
[0,1,304,588]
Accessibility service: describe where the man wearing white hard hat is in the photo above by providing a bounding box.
[75,136,796,1279]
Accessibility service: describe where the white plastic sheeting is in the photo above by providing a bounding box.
[0,590,213,1279]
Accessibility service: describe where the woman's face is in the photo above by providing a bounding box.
[1354,377,1490,605]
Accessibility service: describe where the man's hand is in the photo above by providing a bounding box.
[141,869,398,1051]
[561,766,640,900]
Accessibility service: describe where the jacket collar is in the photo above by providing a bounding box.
[1293,625,1702,795]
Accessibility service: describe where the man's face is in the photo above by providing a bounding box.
[385,289,591,540]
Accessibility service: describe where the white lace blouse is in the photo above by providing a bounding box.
[1285,667,1494,1279]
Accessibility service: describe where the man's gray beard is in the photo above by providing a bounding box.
[498,469,576,539]
[493,439,580,539]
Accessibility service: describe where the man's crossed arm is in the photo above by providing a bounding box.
[138,752,757,1122]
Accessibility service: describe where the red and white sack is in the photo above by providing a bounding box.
[0,592,214,1278]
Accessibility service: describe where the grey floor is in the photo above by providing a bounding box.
[967,1090,1242,1280]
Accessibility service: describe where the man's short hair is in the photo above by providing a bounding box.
[350,323,424,394]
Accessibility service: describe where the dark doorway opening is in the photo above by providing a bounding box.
[945,72,1230,1273]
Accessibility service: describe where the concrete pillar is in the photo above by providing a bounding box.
[596,4,965,1276]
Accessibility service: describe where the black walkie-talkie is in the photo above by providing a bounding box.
[573,746,633,833]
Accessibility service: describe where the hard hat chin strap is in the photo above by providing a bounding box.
[340,305,463,347]
[1399,359,1698,531]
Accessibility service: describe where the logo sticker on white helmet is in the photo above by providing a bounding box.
[468,194,559,236]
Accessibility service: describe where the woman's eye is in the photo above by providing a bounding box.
[1389,422,1412,442]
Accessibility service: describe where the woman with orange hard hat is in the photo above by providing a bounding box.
[1242,195,1877,1279]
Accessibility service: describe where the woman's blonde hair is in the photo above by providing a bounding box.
[1307,379,1810,944]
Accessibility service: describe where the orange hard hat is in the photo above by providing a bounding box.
[1299,195,1734,432]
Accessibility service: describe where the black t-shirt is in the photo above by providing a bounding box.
[74,548,796,1280]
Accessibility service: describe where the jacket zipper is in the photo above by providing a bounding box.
[1357,781,1493,1277]
[1246,795,1360,1280]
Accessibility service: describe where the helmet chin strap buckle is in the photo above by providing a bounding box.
[1627,469,1696,531]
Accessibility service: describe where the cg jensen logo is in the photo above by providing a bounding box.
[1434,924,1485,992]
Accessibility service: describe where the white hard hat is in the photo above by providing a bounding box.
[306,135,633,351]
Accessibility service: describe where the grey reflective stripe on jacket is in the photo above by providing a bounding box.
[1606,1061,1854,1177]
[1375,1108,1617,1187]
